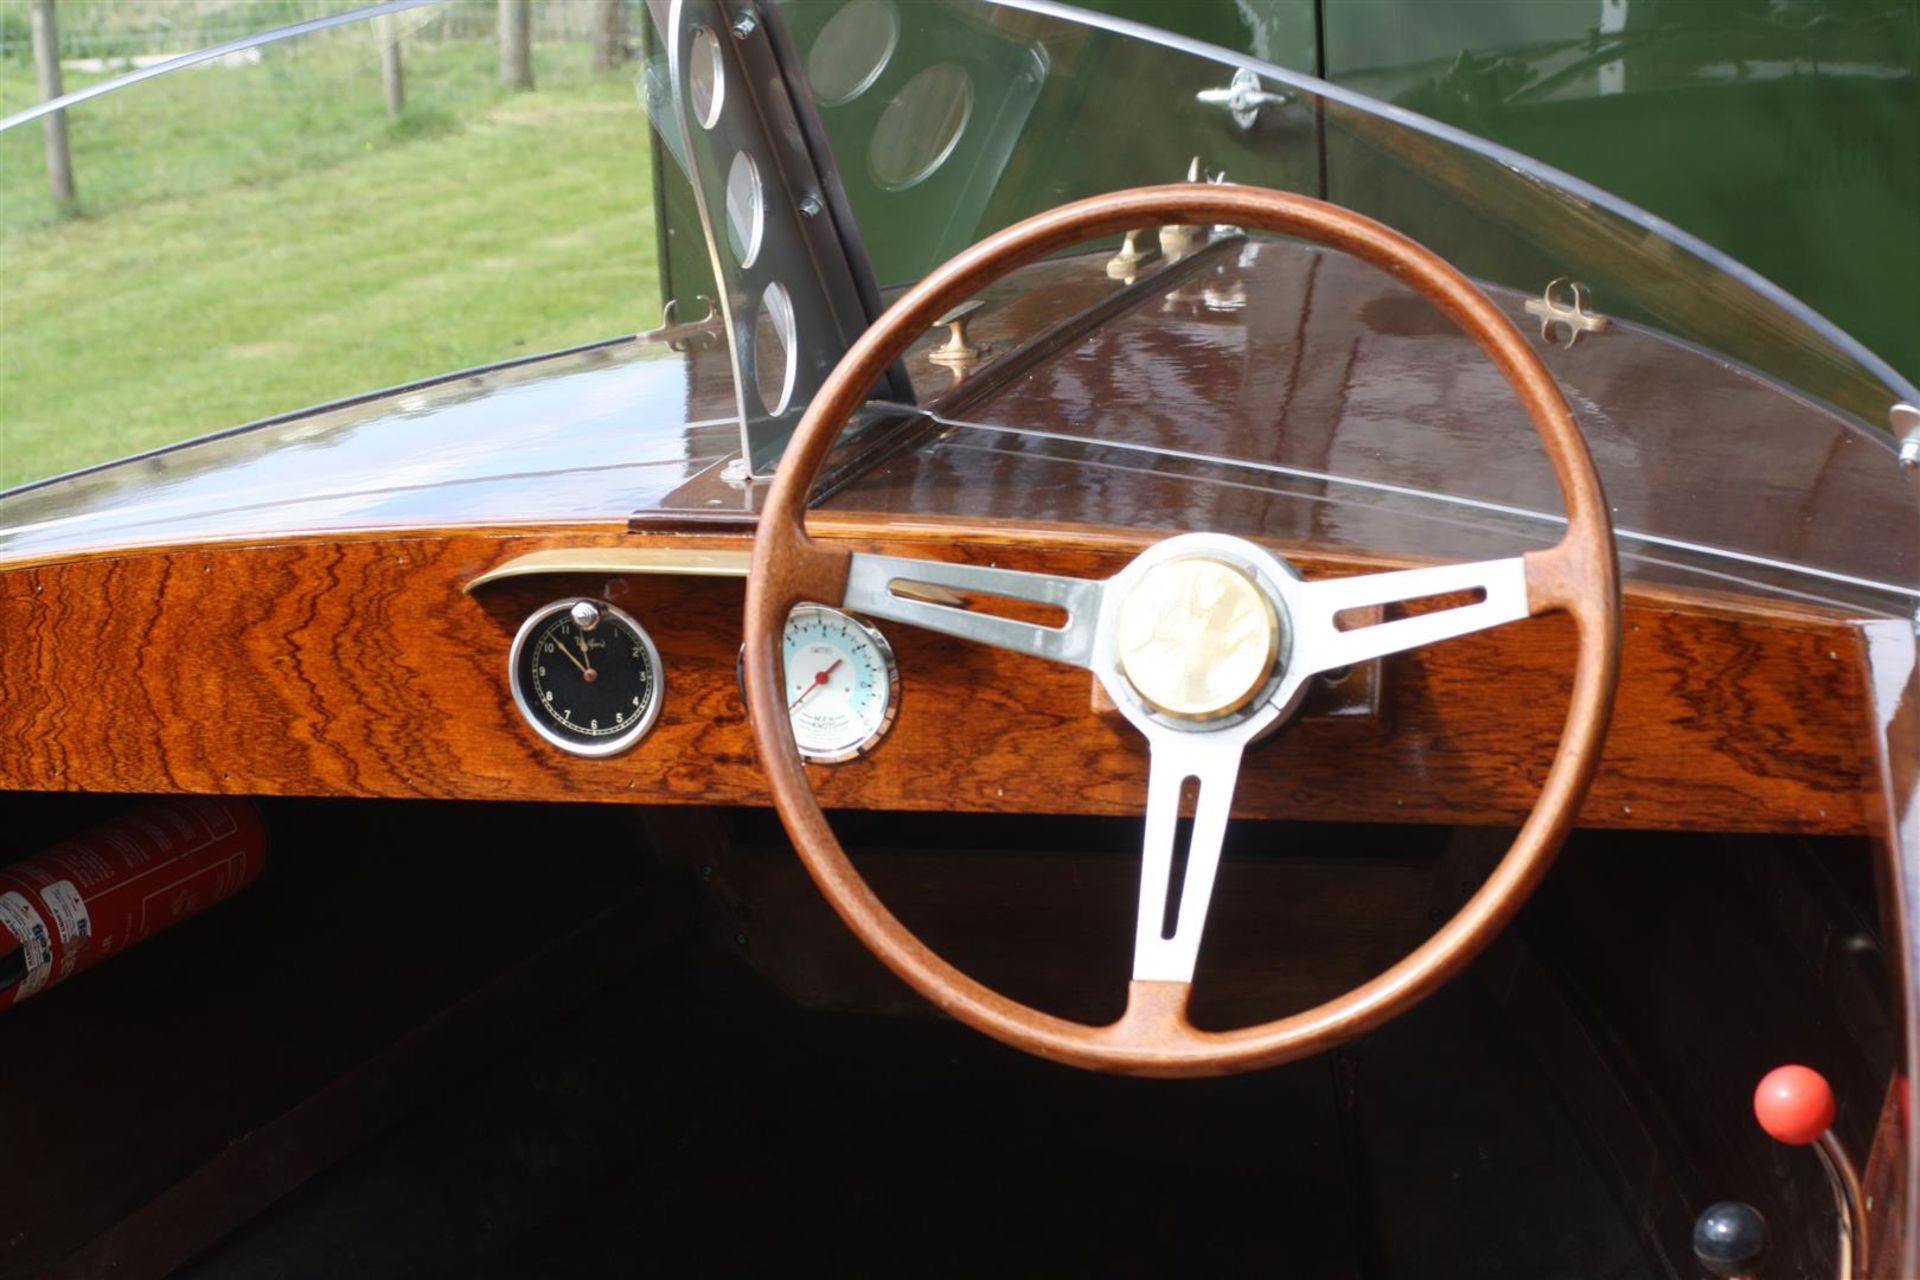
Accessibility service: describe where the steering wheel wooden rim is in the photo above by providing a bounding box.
[744,184,1620,1077]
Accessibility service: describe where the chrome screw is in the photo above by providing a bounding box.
[1892,404,1919,468]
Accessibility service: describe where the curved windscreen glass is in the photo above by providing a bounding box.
[781,0,1918,614]
[0,1,661,494]
[785,0,1915,436]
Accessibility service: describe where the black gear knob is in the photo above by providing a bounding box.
[1694,1201,1769,1277]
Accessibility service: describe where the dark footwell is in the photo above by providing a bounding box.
[178,938,1652,1279]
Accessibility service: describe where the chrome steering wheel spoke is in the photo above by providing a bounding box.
[1287,556,1531,676]
[844,540,1538,994]
[841,551,1107,668]
[1131,730,1245,984]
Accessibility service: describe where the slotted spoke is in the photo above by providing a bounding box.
[1289,556,1530,675]
[1132,732,1245,984]
[841,552,1106,668]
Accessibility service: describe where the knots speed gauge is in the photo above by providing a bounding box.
[751,605,899,763]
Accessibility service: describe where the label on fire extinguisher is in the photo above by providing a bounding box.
[0,890,53,1001]
[0,799,266,1012]
[39,880,91,978]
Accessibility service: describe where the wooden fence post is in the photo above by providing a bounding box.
[378,13,406,118]
[29,0,76,213]
[592,0,628,71]
[498,0,533,91]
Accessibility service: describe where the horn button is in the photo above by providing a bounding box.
[1113,556,1283,721]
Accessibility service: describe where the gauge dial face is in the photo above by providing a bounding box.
[780,605,898,763]
[509,599,663,757]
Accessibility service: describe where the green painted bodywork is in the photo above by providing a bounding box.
[656,0,1916,392]
[1110,0,1920,387]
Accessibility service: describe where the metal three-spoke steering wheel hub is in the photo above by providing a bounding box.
[844,528,1534,989]
[1103,535,1293,732]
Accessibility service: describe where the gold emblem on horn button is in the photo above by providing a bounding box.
[1115,557,1279,720]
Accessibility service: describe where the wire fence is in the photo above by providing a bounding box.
[0,0,633,65]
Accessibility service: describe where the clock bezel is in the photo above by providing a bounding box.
[508,597,665,758]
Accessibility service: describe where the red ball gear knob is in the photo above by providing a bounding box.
[1754,1065,1836,1146]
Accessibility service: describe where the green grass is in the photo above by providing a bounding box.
[0,1,373,67]
[0,32,659,489]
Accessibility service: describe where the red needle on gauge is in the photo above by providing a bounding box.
[789,659,843,712]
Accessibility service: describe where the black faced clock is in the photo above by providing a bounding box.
[508,598,663,757]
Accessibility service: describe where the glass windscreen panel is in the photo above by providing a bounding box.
[783,0,1916,435]
[0,1,663,494]
[784,0,1918,612]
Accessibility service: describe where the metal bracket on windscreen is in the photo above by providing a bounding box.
[655,0,908,481]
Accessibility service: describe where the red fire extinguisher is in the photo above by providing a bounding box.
[0,797,267,1010]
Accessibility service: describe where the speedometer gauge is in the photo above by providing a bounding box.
[773,605,899,763]
[509,598,663,757]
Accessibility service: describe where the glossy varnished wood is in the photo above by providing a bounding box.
[0,521,1876,833]
[822,242,1917,616]
[1861,617,1920,1276]
[0,338,741,565]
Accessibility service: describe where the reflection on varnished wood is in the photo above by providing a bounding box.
[0,338,739,564]
[825,241,1917,611]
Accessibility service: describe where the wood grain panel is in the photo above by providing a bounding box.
[1860,618,1920,1275]
[0,525,1876,834]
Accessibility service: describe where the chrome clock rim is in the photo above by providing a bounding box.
[508,597,665,759]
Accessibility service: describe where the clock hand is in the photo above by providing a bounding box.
[551,636,590,677]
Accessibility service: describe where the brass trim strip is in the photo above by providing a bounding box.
[467,547,751,592]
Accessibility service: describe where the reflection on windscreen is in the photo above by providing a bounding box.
[781,0,1914,434]
[0,3,659,491]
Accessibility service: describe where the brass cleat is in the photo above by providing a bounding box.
[1159,157,1215,261]
[1524,278,1611,349]
[1107,228,1161,281]
[928,299,988,369]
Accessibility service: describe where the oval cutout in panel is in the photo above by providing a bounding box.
[754,281,798,416]
[688,26,725,130]
[869,63,972,191]
[807,0,899,106]
[724,151,765,267]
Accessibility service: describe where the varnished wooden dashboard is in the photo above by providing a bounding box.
[0,515,1876,836]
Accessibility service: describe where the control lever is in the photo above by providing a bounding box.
[1752,1064,1866,1279]
[1693,1201,1769,1278]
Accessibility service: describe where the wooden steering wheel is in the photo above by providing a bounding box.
[743,185,1621,1078]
